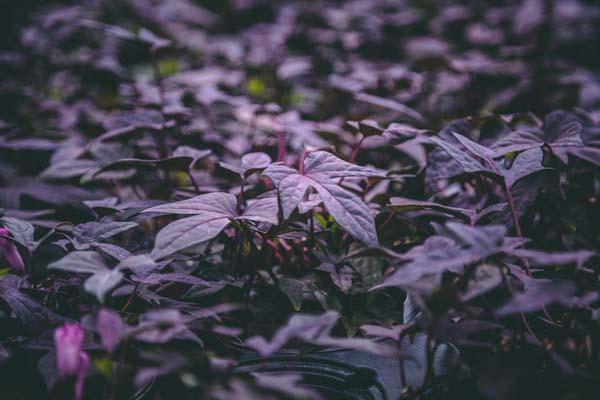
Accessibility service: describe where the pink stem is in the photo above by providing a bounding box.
[277,131,287,162]
[338,136,365,186]
[298,148,308,174]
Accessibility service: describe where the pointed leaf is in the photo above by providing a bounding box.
[303,151,387,181]
[262,164,298,186]
[84,269,124,302]
[0,217,35,250]
[453,132,496,166]
[240,152,272,176]
[48,251,107,274]
[389,197,476,223]
[97,309,127,352]
[172,146,211,169]
[429,136,494,175]
[278,174,310,219]
[151,216,231,259]
[73,221,138,244]
[142,192,237,217]
[239,195,279,225]
[499,148,548,187]
[313,181,379,247]
[278,277,305,311]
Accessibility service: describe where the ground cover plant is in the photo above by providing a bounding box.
[0,0,600,399]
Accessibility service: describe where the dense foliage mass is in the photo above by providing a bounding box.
[1,0,599,399]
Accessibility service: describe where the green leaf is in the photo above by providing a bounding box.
[93,357,114,379]
[314,212,328,229]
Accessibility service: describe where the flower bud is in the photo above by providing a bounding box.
[54,323,89,400]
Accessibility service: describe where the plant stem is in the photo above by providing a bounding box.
[350,136,365,163]
[277,130,287,162]
[397,338,407,391]
[150,51,166,110]
[266,266,279,286]
[503,181,523,238]
[503,268,542,345]
[339,136,365,186]
[150,49,168,159]
[188,168,200,193]
[298,148,308,174]
[503,180,531,276]
[503,179,555,322]
[308,209,315,247]
[120,283,139,314]
[237,177,245,214]
[423,334,434,388]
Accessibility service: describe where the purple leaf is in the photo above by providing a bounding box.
[389,197,476,223]
[48,251,107,274]
[252,373,324,400]
[452,132,497,167]
[0,217,35,250]
[499,148,548,188]
[149,215,231,260]
[238,194,279,225]
[116,254,159,278]
[135,350,187,387]
[93,242,133,261]
[360,324,408,341]
[375,223,509,294]
[313,181,379,247]
[317,263,353,293]
[40,159,99,180]
[172,146,212,169]
[353,92,425,124]
[84,269,124,302]
[492,129,543,156]
[240,152,272,176]
[246,311,395,358]
[497,272,576,316]
[383,123,428,145]
[143,191,278,259]
[493,111,600,166]
[302,151,387,181]
[48,251,122,302]
[142,192,237,217]
[460,264,503,302]
[429,136,493,176]
[0,276,65,332]
[512,249,594,268]
[132,272,215,287]
[261,164,297,187]
[96,309,126,352]
[264,151,384,246]
[73,221,137,244]
[0,227,25,273]
[278,174,311,219]
[134,309,200,344]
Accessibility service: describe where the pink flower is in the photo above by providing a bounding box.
[54,323,89,400]
[0,228,25,273]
